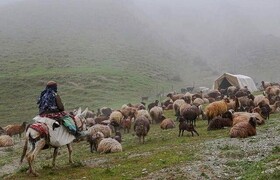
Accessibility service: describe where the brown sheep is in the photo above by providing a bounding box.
[205,98,230,124]
[134,115,150,143]
[4,121,27,138]
[167,92,184,102]
[207,110,233,131]
[264,86,280,96]
[230,117,257,138]
[121,117,132,134]
[160,118,175,130]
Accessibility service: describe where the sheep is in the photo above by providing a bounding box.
[109,110,124,130]
[147,100,159,111]
[206,90,221,100]
[269,101,280,113]
[178,117,199,137]
[134,115,150,143]
[265,86,280,97]
[4,121,27,138]
[207,110,233,131]
[192,98,204,107]
[92,132,122,154]
[85,118,96,127]
[173,99,186,116]
[254,95,269,106]
[160,118,175,130]
[94,115,109,124]
[0,127,6,135]
[121,117,132,134]
[100,107,113,117]
[113,131,122,143]
[227,86,239,98]
[149,106,165,124]
[205,98,230,124]
[136,109,152,124]
[167,92,184,102]
[261,81,272,90]
[230,117,257,138]
[87,124,112,152]
[0,135,14,147]
[232,109,265,126]
[179,105,199,126]
[237,96,254,112]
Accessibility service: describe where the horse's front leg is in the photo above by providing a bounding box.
[67,143,73,164]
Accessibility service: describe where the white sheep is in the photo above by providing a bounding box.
[0,135,14,147]
[94,132,122,154]
[149,106,165,124]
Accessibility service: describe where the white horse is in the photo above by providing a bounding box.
[20,108,88,176]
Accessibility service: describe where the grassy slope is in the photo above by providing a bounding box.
[1,109,280,179]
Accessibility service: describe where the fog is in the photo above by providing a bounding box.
[1,0,280,83]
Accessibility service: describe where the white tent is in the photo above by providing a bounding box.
[213,73,258,92]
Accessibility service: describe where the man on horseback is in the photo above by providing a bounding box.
[37,81,83,137]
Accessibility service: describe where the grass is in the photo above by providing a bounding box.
[3,110,279,179]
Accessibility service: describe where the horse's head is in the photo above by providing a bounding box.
[74,107,88,131]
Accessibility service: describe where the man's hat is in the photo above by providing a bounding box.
[46,81,57,87]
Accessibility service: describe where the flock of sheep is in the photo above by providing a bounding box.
[0,80,280,176]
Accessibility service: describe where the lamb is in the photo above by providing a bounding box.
[4,121,27,138]
[121,117,132,134]
[178,117,199,137]
[230,117,257,138]
[207,110,233,131]
[134,115,150,143]
[160,118,175,130]
[92,132,122,154]
[0,135,14,147]
[149,106,165,124]
[205,98,230,124]
[87,124,112,152]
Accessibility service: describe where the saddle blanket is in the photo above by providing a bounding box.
[33,116,75,147]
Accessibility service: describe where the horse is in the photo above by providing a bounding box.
[20,107,88,176]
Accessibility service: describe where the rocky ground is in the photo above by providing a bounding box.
[137,121,280,180]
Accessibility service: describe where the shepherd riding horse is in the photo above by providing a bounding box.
[20,108,88,176]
